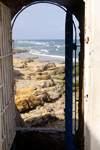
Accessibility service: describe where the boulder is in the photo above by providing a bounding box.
[48,91,62,100]
[28,65,47,72]
[35,75,51,80]
[45,85,63,92]
[45,63,56,68]
[25,58,34,63]
[15,94,42,113]
[25,114,57,127]
[33,90,51,102]
[15,62,27,68]
[39,79,55,88]
[13,59,28,68]
[53,66,65,75]
[16,88,36,95]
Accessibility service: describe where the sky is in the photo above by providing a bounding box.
[12,3,79,40]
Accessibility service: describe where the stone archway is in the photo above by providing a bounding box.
[0,0,85,149]
[10,1,85,149]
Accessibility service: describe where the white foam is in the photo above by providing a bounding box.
[41,49,48,53]
[29,51,79,62]
[29,51,65,59]
[30,50,40,54]
[55,45,61,48]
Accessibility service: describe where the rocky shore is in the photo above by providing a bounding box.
[13,57,65,129]
[13,49,30,54]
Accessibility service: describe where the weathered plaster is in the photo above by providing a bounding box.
[84,0,100,149]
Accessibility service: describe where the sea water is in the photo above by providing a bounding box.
[13,39,80,61]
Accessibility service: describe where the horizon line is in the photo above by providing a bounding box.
[13,39,79,40]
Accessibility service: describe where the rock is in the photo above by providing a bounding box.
[26,73,36,79]
[34,67,44,72]
[45,85,63,92]
[16,88,36,95]
[25,116,44,127]
[23,75,31,80]
[33,90,51,102]
[27,63,56,72]
[15,105,26,127]
[15,62,27,68]
[43,114,57,124]
[15,94,42,113]
[35,72,48,75]
[48,91,62,100]
[47,66,65,75]
[25,58,34,63]
[45,63,56,68]
[33,79,55,89]
[47,70,57,75]
[55,110,64,115]
[13,59,28,68]
[37,94,51,103]
[28,65,47,72]
[53,66,65,75]
[33,90,47,96]
[35,75,51,80]
[25,114,58,127]
[41,79,55,88]
[13,70,24,77]
[13,49,30,54]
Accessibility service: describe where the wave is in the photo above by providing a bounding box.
[29,51,65,59]
[55,45,61,48]
[15,40,47,46]
[29,51,79,62]
[41,49,48,53]
[30,50,41,54]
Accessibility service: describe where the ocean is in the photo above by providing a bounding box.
[13,39,80,63]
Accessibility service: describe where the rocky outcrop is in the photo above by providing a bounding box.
[13,59,27,68]
[45,62,56,68]
[13,49,30,54]
[48,91,62,100]
[33,90,51,102]
[25,114,58,127]
[15,94,42,113]
[15,105,26,127]
[14,57,65,128]
[35,74,51,80]
[16,88,35,95]
[32,79,55,89]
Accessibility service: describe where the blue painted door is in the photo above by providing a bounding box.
[65,10,73,150]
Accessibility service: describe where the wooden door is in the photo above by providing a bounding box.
[0,2,16,150]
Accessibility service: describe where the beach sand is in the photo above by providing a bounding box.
[13,52,65,64]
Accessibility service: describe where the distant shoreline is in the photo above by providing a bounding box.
[13,49,78,64]
[13,52,65,64]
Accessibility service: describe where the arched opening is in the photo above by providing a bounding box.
[11,2,81,149]
[0,1,85,150]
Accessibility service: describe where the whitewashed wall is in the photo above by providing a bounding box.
[84,0,100,149]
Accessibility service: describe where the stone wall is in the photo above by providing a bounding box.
[14,127,65,150]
